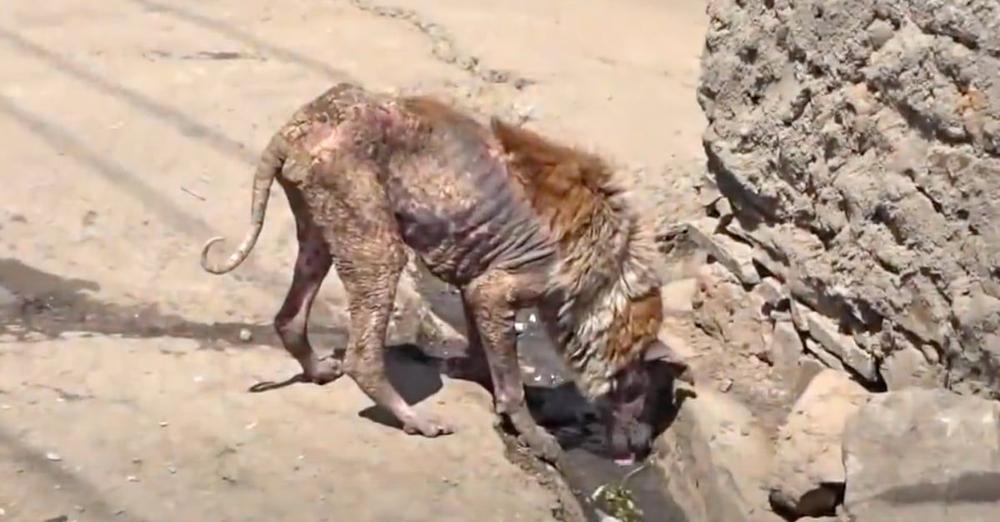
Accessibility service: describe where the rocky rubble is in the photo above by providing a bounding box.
[647,0,1000,520]
[695,0,1000,396]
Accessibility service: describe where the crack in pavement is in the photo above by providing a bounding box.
[345,0,534,88]
[26,384,96,402]
[126,0,354,81]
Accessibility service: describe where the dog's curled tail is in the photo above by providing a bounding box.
[200,133,287,275]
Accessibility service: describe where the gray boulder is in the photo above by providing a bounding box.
[842,388,1000,521]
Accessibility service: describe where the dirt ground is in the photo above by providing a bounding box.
[0,1,708,521]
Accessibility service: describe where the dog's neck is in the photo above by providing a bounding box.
[540,200,662,399]
[488,117,663,398]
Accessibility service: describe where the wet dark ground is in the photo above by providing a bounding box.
[1,257,687,521]
[412,266,688,522]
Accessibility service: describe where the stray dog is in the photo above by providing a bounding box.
[201,83,689,465]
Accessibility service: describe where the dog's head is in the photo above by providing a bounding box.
[593,338,690,465]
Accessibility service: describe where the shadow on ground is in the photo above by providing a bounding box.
[0,257,345,347]
[1,256,689,521]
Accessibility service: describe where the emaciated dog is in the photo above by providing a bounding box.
[201,83,688,465]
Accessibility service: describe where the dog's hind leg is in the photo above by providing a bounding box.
[273,185,341,384]
[335,239,455,437]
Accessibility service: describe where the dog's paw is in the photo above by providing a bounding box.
[305,356,343,385]
[402,412,455,438]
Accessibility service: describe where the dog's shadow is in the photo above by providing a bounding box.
[247,343,447,430]
[247,343,694,449]
[355,344,448,429]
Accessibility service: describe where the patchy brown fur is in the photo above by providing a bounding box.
[489,120,665,396]
[200,82,680,466]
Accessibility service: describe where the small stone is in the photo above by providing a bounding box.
[804,311,877,382]
[45,452,62,462]
[687,219,761,285]
[126,475,139,483]
[880,345,942,390]
[167,465,177,474]
[867,19,895,49]
[238,328,253,343]
[158,421,169,428]
[804,338,845,372]
[753,277,787,307]
[719,378,734,392]
[789,299,810,332]
[514,322,526,333]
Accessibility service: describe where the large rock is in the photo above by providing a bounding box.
[842,388,1000,521]
[699,0,1000,396]
[768,370,869,518]
[656,386,780,522]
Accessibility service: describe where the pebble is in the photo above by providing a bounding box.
[719,378,734,393]
[126,475,139,483]
[158,421,169,428]
[514,322,526,333]
[45,452,62,462]
[238,328,253,343]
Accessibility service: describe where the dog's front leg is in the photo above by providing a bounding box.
[463,271,563,466]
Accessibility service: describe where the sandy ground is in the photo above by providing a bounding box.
[0,1,708,520]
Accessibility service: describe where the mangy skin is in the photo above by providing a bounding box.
[200,82,690,466]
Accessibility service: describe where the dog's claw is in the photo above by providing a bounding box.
[403,413,455,438]
[304,356,343,385]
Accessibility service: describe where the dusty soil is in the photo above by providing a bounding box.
[0,1,708,521]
